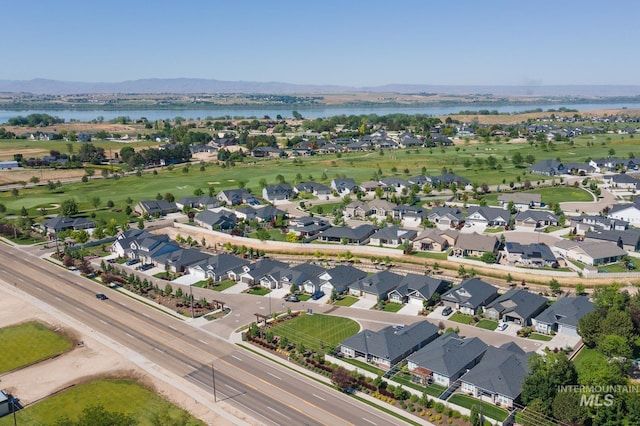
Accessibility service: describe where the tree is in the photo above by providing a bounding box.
[578,310,601,348]
[480,251,497,264]
[469,405,481,426]
[549,278,561,294]
[552,390,587,425]
[60,198,78,217]
[91,196,101,210]
[163,192,175,203]
[331,366,353,392]
[164,283,173,296]
[521,351,577,414]
[598,334,632,359]
[256,227,270,242]
[20,206,28,217]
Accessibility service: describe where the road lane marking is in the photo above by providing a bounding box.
[125,333,134,338]
[186,364,197,370]
[35,287,43,291]
[226,384,239,393]
[362,418,377,425]
[231,355,243,361]
[55,296,62,301]
[117,301,127,307]
[169,325,177,331]
[267,372,281,380]
[99,319,108,325]
[267,406,291,420]
[76,307,84,312]
[312,393,325,401]
[142,313,150,318]
[153,347,164,353]
[198,339,208,345]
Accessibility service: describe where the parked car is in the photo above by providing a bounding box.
[139,263,154,271]
[95,293,108,300]
[285,295,299,302]
[442,306,452,316]
[497,322,508,331]
[311,290,325,300]
[125,259,140,266]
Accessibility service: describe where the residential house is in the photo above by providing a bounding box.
[359,180,384,195]
[194,210,237,230]
[497,193,542,211]
[388,274,450,305]
[412,229,458,252]
[441,278,499,315]
[553,239,627,266]
[0,390,10,417]
[152,247,211,273]
[407,333,488,387]
[317,224,378,245]
[485,288,549,325]
[367,199,398,220]
[529,159,565,176]
[236,259,288,285]
[503,242,557,267]
[369,226,417,247]
[134,200,178,217]
[252,146,284,158]
[451,233,499,258]
[604,173,639,190]
[427,207,464,227]
[288,262,328,293]
[38,216,96,236]
[532,296,595,336]
[187,253,249,282]
[465,206,511,227]
[608,201,640,225]
[176,196,219,211]
[287,216,330,238]
[217,189,258,206]
[570,215,628,235]
[339,321,440,369]
[379,177,410,193]
[585,228,640,252]
[262,183,293,202]
[331,178,358,195]
[514,210,559,229]
[392,205,427,227]
[408,175,429,187]
[293,182,332,198]
[348,270,403,300]
[344,200,369,218]
[110,229,156,257]
[253,205,288,223]
[430,173,469,187]
[460,343,531,409]
[319,265,367,296]
[233,206,257,221]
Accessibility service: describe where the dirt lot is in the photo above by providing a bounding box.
[0,168,85,184]
[0,284,255,426]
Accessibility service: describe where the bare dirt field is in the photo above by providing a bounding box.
[0,284,255,426]
[0,168,85,184]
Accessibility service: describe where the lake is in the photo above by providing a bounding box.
[1,102,639,124]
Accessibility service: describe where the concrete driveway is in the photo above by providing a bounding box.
[350,297,376,310]
[397,303,423,316]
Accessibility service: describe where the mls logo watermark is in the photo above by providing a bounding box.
[557,384,639,407]
[580,393,614,407]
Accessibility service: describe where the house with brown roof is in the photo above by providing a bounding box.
[451,233,499,258]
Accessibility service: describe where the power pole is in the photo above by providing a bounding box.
[189,284,194,319]
[211,363,217,402]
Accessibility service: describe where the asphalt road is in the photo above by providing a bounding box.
[0,244,409,426]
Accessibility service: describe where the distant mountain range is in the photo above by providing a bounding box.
[0,78,639,97]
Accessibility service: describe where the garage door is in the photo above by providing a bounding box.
[409,296,424,306]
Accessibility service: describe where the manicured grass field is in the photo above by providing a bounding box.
[297,293,311,301]
[391,371,447,397]
[449,312,474,325]
[447,394,508,421]
[0,322,73,374]
[480,186,594,206]
[333,295,358,306]
[308,202,344,215]
[209,279,237,291]
[246,287,271,296]
[573,347,607,378]
[528,333,553,341]
[475,319,498,330]
[0,379,204,426]
[341,357,385,376]
[381,302,404,313]
[268,313,359,353]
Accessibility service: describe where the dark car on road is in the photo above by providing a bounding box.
[95,293,108,300]
[285,295,299,302]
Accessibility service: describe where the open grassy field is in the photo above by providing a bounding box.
[0,322,74,374]
[0,379,204,426]
[268,313,360,353]
[0,131,637,225]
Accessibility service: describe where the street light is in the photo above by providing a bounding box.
[189,283,195,319]
[210,362,217,403]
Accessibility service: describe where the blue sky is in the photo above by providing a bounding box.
[3,0,638,86]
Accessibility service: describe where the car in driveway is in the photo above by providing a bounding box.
[95,293,108,300]
[311,290,325,300]
[285,295,299,302]
[125,259,140,266]
[442,306,452,316]
[139,263,154,271]
[497,322,508,331]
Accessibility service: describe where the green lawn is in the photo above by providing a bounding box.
[308,202,343,215]
[0,379,204,426]
[268,313,359,353]
[340,357,386,376]
[449,312,475,325]
[0,322,73,374]
[573,347,607,379]
[447,394,508,421]
[481,186,594,206]
[475,319,498,330]
[333,295,358,307]
[598,262,634,273]
[203,279,237,291]
[248,228,287,241]
[528,333,553,341]
[246,287,271,296]
[297,293,311,301]
[381,302,404,313]
[391,371,447,396]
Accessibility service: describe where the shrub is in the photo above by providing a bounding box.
[434,402,445,413]
[410,394,419,403]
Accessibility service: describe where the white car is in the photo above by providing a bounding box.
[497,323,508,331]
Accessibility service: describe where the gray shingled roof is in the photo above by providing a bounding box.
[441,278,499,309]
[486,288,549,320]
[534,296,594,328]
[407,332,487,378]
[461,345,530,399]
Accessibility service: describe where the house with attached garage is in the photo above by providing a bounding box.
[194,209,237,230]
[532,296,594,336]
[348,270,402,300]
[217,189,259,206]
[412,229,458,252]
[451,232,499,258]
[388,274,450,306]
[585,228,640,252]
[407,332,488,387]
[427,206,464,227]
[502,242,557,267]
[570,215,628,234]
[331,178,358,195]
[552,239,627,266]
[379,177,410,193]
[318,265,368,296]
[529,159,566,176]
[366,199,398,220]
[152,247,211,273]
[497,193,542,211]
[317,224,378,245]
[359,180,384,196]
[134,200,178,217]
[253,205,288,223]
[38,216,96,236]
[339,321,440,369]
[262,183,293,202]
[514,210,559,229]
[484,288,549,326]
[344,200,369,218]
[187,253,249,282]
[465,206,511,227]
[604,173,639,190]
[287,262,329,294]
[369,226,417,247]
[459,343,532,409]
[441,278,499,315]
[293,182,332,198]
[176,196,219,211]
[287,216,330,238]
[235,259,288,286]
[392,205,427,227]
